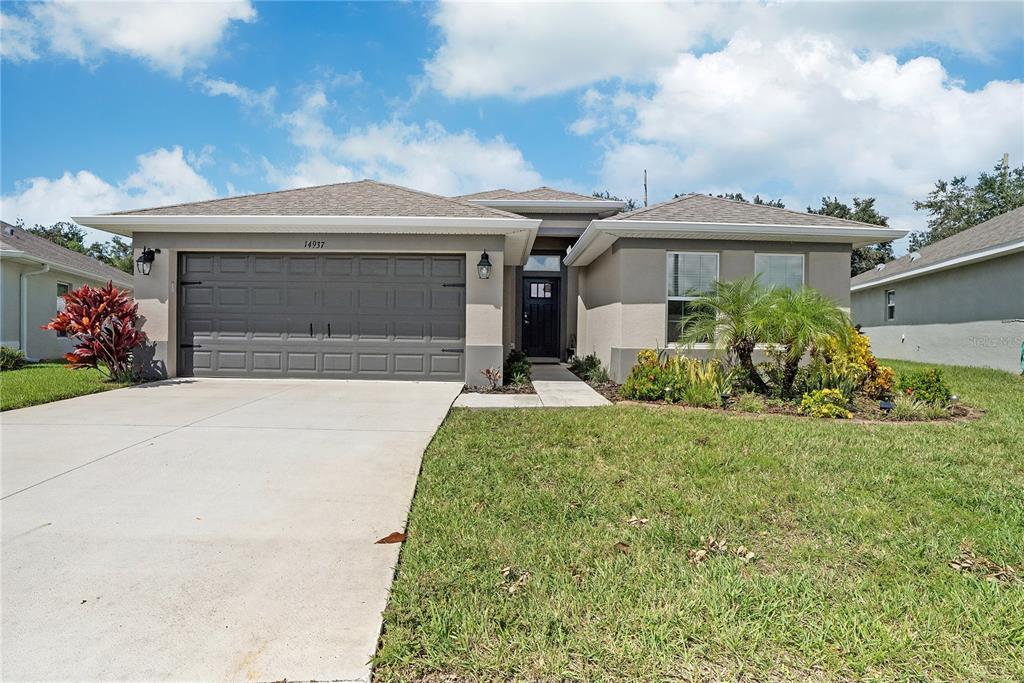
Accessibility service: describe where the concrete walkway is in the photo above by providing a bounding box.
[454,362,610,408]
[1,378,461,682]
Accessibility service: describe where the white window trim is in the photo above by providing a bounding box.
[666,251,719,344]
[885,289,896,321]
[754,252,805,289]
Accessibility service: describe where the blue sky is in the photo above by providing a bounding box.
[2,1,1022,247]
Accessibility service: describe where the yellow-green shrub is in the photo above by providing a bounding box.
[799,388,852,419]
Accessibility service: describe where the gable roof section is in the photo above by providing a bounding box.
[609,193,884,229]
[565,193,907,267]
[456,186,597,202]
[0,221,133,287]
[851,206,1024,290]
[110,179,521,219]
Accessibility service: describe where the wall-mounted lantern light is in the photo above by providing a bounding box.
[476,250,492,280]
[136,247,161,276]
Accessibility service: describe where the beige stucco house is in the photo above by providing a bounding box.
[0,221,134,360]
[73,180,903,385]
[852,206,1024,373]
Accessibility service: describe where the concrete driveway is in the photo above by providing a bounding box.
[1,378,460,682]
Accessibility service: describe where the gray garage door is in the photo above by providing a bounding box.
[177,253,465,380]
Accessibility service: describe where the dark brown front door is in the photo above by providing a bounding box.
[522,277,559,357]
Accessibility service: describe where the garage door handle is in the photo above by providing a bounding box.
[441,348,464,353]
[180,281,203,286]
[442,282,465,288]
[327,323,331,338]
[181,344,202,349]
[309,323,314,337]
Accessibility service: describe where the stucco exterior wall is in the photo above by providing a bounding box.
[576,239,852,382]
[129,232,505,384]
[852,252,1024,373]
[0,260,132,360]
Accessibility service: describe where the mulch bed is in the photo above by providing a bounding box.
[580,379,980,423]
[461,382,536,395]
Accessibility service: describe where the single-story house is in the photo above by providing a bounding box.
[73,180,904,385]
[0,221,134,361]
[851,206,1024,374]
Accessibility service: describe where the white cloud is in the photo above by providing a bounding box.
[267,87,543,194]
[0,11,40,61]
[594,34,1024,236]
[2,1,256,76]
[426,1,1023,99]
[1,147,216,239]
[198,77,276,114]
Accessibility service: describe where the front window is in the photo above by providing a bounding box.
[886,290,896,320]
[524,254,561,272]
[667,252,718,343]
[755,253,804,290]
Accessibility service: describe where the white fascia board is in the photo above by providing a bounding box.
[850,240,1024,292]
[0,249,133,288]
[71,214,542,266]
[466,199,625,214]
[563,219,908,266]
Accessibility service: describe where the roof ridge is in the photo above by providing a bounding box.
[107,179,374,216]
[612,192,698,219]
[701,192,887,229]
[368,180,523,219]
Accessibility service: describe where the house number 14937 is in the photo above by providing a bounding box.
[304,240,325,249]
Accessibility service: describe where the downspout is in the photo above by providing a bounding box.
[20,263,50,360]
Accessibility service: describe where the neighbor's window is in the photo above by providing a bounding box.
[524,254,561,272]
[667,252,719,343]
[56,283,70,337]
[755,253,804,290]
[886,289,896,320]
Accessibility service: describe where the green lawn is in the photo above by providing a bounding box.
[0,361,130,411]
[376,360,1024,682]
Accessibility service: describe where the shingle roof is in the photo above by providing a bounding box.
[0,221,132,285]
[110,180,521,219]
[851,206,1024,287]
[457,186,599,202]
[609,193,887,229]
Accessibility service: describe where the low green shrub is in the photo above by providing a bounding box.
[621,350,729,406]
[1,346,26,371]
[888,393,950,421]
[733,392,767,413]
[568,353,609,383]
[503,349,531,385]
[799,388,852,419]
[897,368,952,406]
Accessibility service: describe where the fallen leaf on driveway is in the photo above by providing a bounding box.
[375,531,406,544]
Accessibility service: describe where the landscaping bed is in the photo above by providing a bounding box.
[461,381,535,395]
[375,360,1024,681]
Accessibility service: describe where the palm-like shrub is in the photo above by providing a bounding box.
[763,287,851,397]
[678,276,772,393]
[43,282,147,382]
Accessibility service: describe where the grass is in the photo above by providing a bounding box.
[0,361,130,411]
[375,360,1024,682]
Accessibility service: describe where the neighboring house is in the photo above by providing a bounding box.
[851,207,1024,373]
[73,180,903,385]
[0,221,134,360]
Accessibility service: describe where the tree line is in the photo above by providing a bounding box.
[17,220,134,274]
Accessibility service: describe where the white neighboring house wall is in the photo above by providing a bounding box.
[851,250,1024,374]
[0,255,133,361]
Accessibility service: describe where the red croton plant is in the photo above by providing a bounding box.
[44,282,147,382]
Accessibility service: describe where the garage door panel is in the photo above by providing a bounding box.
[179,253,465,380]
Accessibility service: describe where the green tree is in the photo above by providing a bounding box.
[24,219,134,274]
[592,190,640,212]
[713,192,785,208]
[808,196,893,276]
[26,220,89,254]
[763,287,852,397]
[679,276,774,394]
[910,157,1024,249]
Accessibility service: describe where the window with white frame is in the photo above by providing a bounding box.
[666,252,719,343]
[754,253,804,290]
[56,282,70,337]
[885,289,896,320]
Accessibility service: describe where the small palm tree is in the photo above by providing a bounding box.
[763,287,852,397]
[679,276,773,393]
